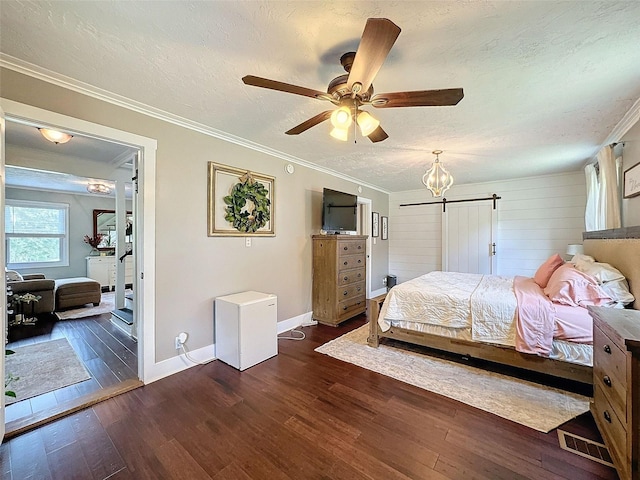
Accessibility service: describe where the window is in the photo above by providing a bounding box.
[5,200,69,269]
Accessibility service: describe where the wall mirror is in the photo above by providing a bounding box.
[93,209,133,250]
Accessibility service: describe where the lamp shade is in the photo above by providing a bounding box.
[39,128,73,144]
[566,244,584,256]
[330,127,348,142]
[330,106,352,129]
[356,111,380,137]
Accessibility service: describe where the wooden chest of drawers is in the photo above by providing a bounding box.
[589,306,640,480]
[312,235,367,326]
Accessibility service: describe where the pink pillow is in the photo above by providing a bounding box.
[544,264,612,307]
[533,254,564,288]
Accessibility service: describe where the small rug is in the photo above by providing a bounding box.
[55,290,131,320]
[315,325,590,433]
[5,338,91,405]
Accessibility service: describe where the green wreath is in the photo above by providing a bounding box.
[223,173,271,233]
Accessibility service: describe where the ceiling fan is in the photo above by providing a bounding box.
[242,18,464,143]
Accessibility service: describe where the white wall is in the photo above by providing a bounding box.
[389,171,586,283]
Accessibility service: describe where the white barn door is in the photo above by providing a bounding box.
[442,202,496,274]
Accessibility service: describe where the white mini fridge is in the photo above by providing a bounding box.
[214,291,278,371]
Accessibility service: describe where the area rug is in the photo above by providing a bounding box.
[5,338,91,405]
[55,290,131,320]
[315,325,590,433]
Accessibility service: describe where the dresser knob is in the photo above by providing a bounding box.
[357,273,362,278]
[343,291,348,296]
[344,261,348,266]
[344,276,348,281]
[604,410,612,423]
[603,375,612,388]
[603,344,612,354]
[343,306,348,311]
[344,246,348,250]
[357,245,362,249]
[357,259,362,264]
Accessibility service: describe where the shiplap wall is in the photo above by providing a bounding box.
[388,172,586,283]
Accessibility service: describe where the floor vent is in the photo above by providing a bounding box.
[557,429,614,467]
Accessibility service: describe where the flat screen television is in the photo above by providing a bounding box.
[322,188,358,234]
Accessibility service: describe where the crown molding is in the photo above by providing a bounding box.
[0,54,389,194]
[604,96,640,145]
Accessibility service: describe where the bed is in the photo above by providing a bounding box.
[368,234,640,385]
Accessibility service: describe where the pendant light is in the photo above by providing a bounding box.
[422,150,453,197]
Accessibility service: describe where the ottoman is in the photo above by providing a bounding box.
[54,277,102,311]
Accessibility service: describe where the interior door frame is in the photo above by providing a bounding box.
[0,99,157,385]
[357,196,373,298]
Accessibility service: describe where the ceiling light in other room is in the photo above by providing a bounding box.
[38,128,73,144]
[422,150,453,197]
[87,183,111,195]
[330,106,352,129]
[356,111,380,137]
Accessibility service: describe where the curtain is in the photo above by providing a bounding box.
[597,145,621,229]
[584,163,600,231]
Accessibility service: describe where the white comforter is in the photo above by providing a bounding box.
[378,271,518,347]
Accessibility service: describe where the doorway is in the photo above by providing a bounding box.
[0,99,157,438]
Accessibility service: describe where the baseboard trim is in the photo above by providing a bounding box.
[277,311,314,334]
[144,344,216,384]
[370,287,388,298]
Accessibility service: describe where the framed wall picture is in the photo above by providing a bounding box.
[207,162,275,236]
[372,211,379,237]
[381,216,388,240]
[624,161,640,199]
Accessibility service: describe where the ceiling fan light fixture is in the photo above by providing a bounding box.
[87,183,112,195]
[356,110,380,137]
[330,106,352,129]
[330,127,349,142]
[422,150,453,197]
[38,128,73,144]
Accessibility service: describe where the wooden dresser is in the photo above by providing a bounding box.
[589,306,640,480]
[312,235,367,326]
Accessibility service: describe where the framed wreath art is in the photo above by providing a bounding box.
[208,162,275,236]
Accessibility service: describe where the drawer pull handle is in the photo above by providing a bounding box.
[343,246,348,250]
[603,375,612,388]
[357,273,362,278]
[344,276,348,281]
[343,291,348,296]
[604,344,611,354]
[343,306,348,311]
[604,410,612,423]
[344,261,348,266]
[357,245,362,249]
[357,259,362,264]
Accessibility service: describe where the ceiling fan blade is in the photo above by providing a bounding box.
[285,111,333,135]
[367,125,389,143]
[242,75,328,100]
[347,18,401,94]
[372,89,464,108]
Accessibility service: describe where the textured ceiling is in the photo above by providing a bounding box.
[1,1,639,192]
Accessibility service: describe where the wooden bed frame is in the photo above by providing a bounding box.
[367,231,640,385]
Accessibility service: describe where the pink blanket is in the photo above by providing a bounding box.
[513,276,592,357]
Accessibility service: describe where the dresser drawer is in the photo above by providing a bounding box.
[338,267,365,286]
[338,254,365,271]
[593,384,628,479]
[336,282,365,301]
[338,240,366,257]
[337,295,366,320]
[594,325,628,398]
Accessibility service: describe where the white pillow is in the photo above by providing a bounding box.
[574,260,625,283]
[5,270,23,282]
[571,254,595,265]
[600,278,635,307]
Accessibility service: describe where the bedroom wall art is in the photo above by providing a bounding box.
[624,161,640,198]
[207,162,275,236]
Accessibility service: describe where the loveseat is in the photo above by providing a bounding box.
[7,273,55,315]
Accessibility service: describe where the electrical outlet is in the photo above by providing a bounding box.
[382,276,387,286]
[175,332,188,350]
[245,237,251,247]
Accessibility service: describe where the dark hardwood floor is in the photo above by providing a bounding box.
[1,315,618,480]
[5,313,138,426]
